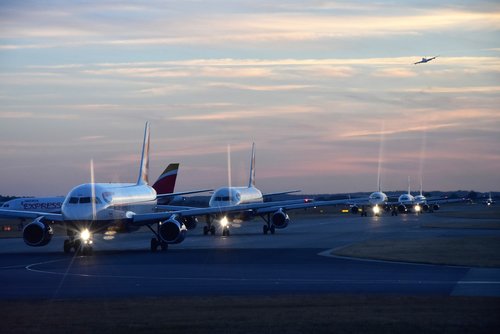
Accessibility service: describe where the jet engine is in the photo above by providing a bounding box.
[350,205,360,214]
[158,215,187,244]
[179,216,198,230]
[23,217,53,247]
[422,204,430,212]
[271,209,290,229]
[397,204,407,213]
[432,204,440,211]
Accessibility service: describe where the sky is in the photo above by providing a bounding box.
[0,0,499,196]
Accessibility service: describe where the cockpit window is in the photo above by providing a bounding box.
[79,197,91,204]
[78,197,101,204]
[69,197,79,204]
[215,196,231,201]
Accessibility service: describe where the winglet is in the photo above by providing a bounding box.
[248,142,256,188]
[137,122,150,185]
[152,163,179,194]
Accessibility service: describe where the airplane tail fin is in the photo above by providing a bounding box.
[152,163,179,194]
[248,142,256,188]
[137,122,150,185]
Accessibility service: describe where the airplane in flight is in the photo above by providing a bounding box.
[0,123,345,255]
[414,56,438,65]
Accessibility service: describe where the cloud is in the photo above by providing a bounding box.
[170,105,320,121]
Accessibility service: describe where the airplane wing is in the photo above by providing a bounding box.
[426,197,467,205]
[0,209,63,222]
[132,198,351,225]
[156,188,213,199]
[262,190,301,199]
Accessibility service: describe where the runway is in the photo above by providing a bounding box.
[1,207,500,299]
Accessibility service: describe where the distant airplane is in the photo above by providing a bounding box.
[414,56,438,65]
[394,177,416,215]
[483,192,495,206]
[348,181,389,217]
[393,177,467,214]
[0,123,344,254]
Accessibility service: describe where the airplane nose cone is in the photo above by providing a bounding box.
[62,205,96,221]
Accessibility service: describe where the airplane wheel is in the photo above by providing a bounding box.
[270,225,275,234]
[210,226,216,235]
[73,240,82,253]
[63,240,72,253]
[160,242,168,251]
[263,225,269,235]
[150,238,159,252]
[203,226,209,235]
[222,227,230,236]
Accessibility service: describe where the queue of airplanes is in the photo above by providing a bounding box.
[0,122,469,255]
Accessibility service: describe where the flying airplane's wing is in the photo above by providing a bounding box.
[0,209,63,222]
[132,198,350,226]
[156,188,213,199]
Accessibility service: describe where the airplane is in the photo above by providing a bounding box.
[483,192,495,206]
[0,123,346,255]
[414,56,438,65]
[163,143,320,236]
[348,182,389,217]
[0,163,190,213]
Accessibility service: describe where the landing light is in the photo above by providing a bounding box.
[80,229,92,244]
[220,216,229,227]
[373,206,380,214]
[415,205,421,212]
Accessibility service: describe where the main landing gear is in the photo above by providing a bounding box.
[146,225,168,252]
[150,237,168,252]
[203,225,216,235]
[203,215,217,235]
[261,213,276,235]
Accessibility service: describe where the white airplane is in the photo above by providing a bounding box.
[0,163,186,214]
[0,123,345,254]
[393,177,418,215]
[483,192,495,206]
[164,143,319,236]
[414,56,438,65]
[394,177,468,214]
[348,182,389,217]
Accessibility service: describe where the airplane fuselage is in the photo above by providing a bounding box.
[209,186,263,208]
[61,182,157,233]
[368,191,388,206]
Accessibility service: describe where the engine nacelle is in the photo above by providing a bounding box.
[422,204,430,212]
[397,204,407,213]
[350,205,359,214]
[158,216,187,244]
[271,209,290,229]
[179,216,198,230]
[432,204,440,211]
[23,217,53,247]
